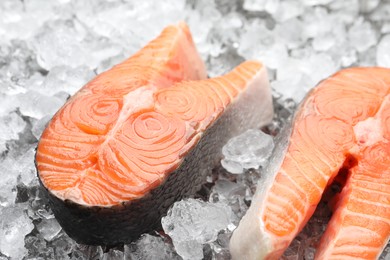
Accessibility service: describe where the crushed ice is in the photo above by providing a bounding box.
[0,0,389,259]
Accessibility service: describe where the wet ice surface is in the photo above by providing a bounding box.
[0,0,389,259]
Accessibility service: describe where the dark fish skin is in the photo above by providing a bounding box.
[35,68,272,246]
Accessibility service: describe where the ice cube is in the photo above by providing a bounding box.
[161,199,232,260]
[376,34,390,67]
[359,0,380,13]
[348,18,377,52]
[275,18,307,49]
[36,65,95,96]
[51,234,76,260]
[25,235,48,258]
[312,33,336,51]
[0,163,17,207]
[210,179,247,203]
[329,0,359,23]
[20,160,37,187]
[302,7,333,39]
[272,1,304,23]
[0,112,26,140]
[124,234,180,260]
[27,186,53,221]
[0,204,34,259]
[302,0,334,6]
[71,244,103,260]
[209,179,249,223]
[382,22,390,34]
[207,48,244,78]
[221,129,274,174]
[258,43,288,70]
[31,115,51,140]
[102,249,124,260]
[238,22,275,61]
[335,46,358,67]
[0,94,18,117]
[33,20,88,70]
[36,218,62,242]
[370,2,390,22]
[0,147,36,207]
[243,0,275,12]
[358,46,377,66]
[306,52,338,85]
[17,90,66,119]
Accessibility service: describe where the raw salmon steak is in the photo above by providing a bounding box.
[35,22,273,245]
[230,67,390,259]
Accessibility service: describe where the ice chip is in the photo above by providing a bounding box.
[39,65,95,96]
[124,234,180,260]
[0,112,26,145]
[0,204,34,259]
[312,33,336,51]
[27,186,53,221]
[243,0,275,12]
[162,199,232,260]
[25,235,48,258]
[0,146,37,206]
[376,34,390,67]
[102,249,124,260]
[33,20,87,70]
[31,115,51,140]
[302,0,334,6]
[71,244,103,260]
[210,179,247,203]
[272,1,304,22]
[275,18,307,49]
[36,218,62,242]
[18,147,38,186]
[306,53,338,85]
[358,46,377,66]
[52,234,76,259]
[0,165,17,207]
[348,18,377,52]
[222,129,274,174]
[359,0,380,13]
[209,179,249,223]
[18,90,66,119]
[258,43,288,70]
[238,22,275,61]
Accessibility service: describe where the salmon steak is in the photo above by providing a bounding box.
[230,67,390,259]
[35,22,273,245]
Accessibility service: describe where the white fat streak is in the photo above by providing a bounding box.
[230,67,285,260]
[53,86,156,206]
[353,94,389,147]
[353,117,383,146]
[106,86,156,140]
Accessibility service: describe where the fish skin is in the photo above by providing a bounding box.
[35,22,273,245]
[230,67,390,260]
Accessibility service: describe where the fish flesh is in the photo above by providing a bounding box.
[230,67,390,259]
[35,22,273,245]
